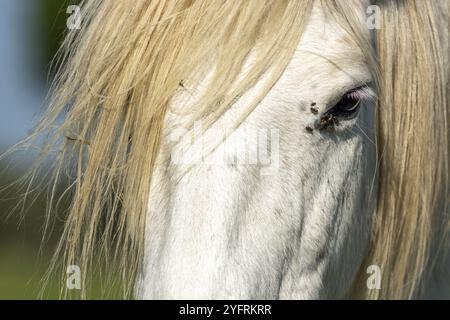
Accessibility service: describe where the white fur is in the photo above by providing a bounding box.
[138,1,378,299]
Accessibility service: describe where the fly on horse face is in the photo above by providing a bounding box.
[14,0,449,299]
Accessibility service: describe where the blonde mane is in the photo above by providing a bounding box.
[13,0,448,299]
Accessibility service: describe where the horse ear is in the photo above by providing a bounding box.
[355,0,449,299]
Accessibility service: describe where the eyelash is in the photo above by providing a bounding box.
[346,85,375,101]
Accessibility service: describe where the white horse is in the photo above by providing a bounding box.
[140,1,379,299]
[14,0,449,299]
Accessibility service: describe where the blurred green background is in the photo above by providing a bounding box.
[0,0,84,299]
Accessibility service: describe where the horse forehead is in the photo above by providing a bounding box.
[296,0,370,66]
[165,1,371,131]
[284,1,370,92]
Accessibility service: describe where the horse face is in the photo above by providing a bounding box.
[140,1,377,299]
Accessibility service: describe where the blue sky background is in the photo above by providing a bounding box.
[0,0,46,156]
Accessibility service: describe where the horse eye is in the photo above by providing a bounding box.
[329,90,362,120]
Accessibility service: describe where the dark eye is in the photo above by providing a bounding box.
[329,88,363,120]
